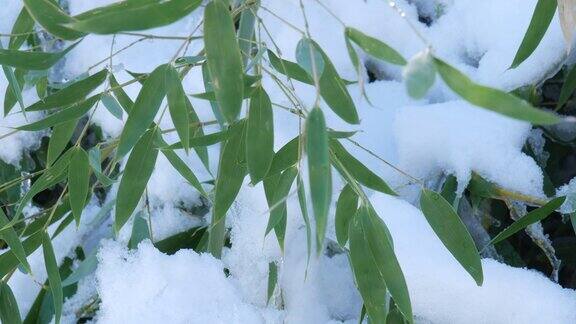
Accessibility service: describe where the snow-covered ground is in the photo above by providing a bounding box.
[1,0,576,323]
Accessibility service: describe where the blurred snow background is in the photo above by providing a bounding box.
[1,0,576,323]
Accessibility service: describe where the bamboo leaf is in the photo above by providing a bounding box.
[68,147,90,226]
[238,1,259,67]
[510,0,557,68]
[209,120,247,258]
[420,188,483,285]
[165,65,190,153]
[165,130,228,150]
[306,107,331,253]
[18,95,100,131]
[87,148,116,187]
[557,64,576,109]
[4,68,24,115]
[247,86,274,184]
[267,50,313,84]
[434,57,561,125]
[268,136,299,177]
[490,196,566,245]
[9,8,35,50]
[330,139,396,195]
[47,120,77,166]
[403,50,436,99]
[0,283,22,324]
[346,27,407,65]
[42,231,62,324]
[23,0,85,40]
[68,0,202,34]
[267,262,278,305]
[117,64,167,158]
[115,128,159,232]
[101,93,124,120]
[129,211,151,250]
[265,166,297,237]
[296,174,312,264]
[335,184,359,246]
[204,0,244,123]
[0,209,31,274]
[109,74,134,113]
[186,97,210,171]
[61,250,97,287]
[296,37,325,78]
[0,41,79,70]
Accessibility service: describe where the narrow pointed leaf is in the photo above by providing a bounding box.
[0,283,22,324]
[0,42,78,70]
[9,8,35,50]
[265,166,297,235]
[558,64,576,109]
[0,209,31,274]
[403,50,436,99]
[267,50,313,84]
[238,1,259,66]
[491,196,566,245]
[129,211,150,249]
[2,57,24,115]
[87,148,116,187]
[247,86,274,184]
[420,188,483,285]
[209,120,247,258]
[297,174,312,263]
[68,147,90,226]
[434,57,561,125]
[346,27,407,65]
[42,232,62,324]
[159,140,208,198]
[306,107,331,253]
[165,65,190,152]
[186,98,210,170]
[18,95,99,131]
[511,0,557,68]
[267,262,278,305]
[68,0,202,34]
[109,74,134,113]
[335,184,358,246]
[201,62,226,126]
[267,136,300,179]
[204,0,244,123]
[117,64,167,158]
[47,120,77,166]
[115,128,159,232]
[166,130,228,150]
[23,0,85,40]
[101,93,124,120]
[330,139,396,195]
[296,37,325,79]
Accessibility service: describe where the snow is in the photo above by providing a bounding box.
[1,0,575,323]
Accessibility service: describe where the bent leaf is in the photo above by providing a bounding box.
[204,0,244,123]
[434,57,561,125]
[420,188,483,285]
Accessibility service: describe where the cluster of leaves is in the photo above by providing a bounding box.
[0,1,572,323]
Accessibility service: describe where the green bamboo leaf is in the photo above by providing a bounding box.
[61,250,97,287]
[0,283,22,324]
[47,120,77,166]
[129,211,150,250]
[0,232,43,279]
[346,27,407,65]
[115,128,159,232]
[186,98,210,171]
[420,188,483,285]
[247,86,274,184]
[18,95,99,131]
[335,184,358,246]
[109,74,134,113]
[268,136,299,177]
[126,70,148,85]
[306,107,331,253]
[557,64,576,109]
[68,147,90,226]
[330,139,396,195]
[265,166,297,237]
[87,148,116,187]
[0,209,31,274]
[175,55,205,67]
[4,68,25,115]
[362,207,413,322]
[165,65,190,153]
[267,262,278,305]
[209,120,247,258]
[68,0,202,34]
[204,0,244,123]
[344,32,362,76]
[296,174,312,264]
[9,8,35,50]
[117,64,167,158]
[510,0,557,69]
[491,196,566,245]
[42,231,62,324]
[158,136,208,199]
[434,57,561,125]
[201,62,226,126]
[267,49,313,84]
[101,93,124,120]
[23,0,85,40]
[238,1,259,67]
[403,50,436,99]
[311,40,359,124]
[0,41,79,70]
[296,37,325,78]
[190,87,256,102]
[348,210,388,323]
[165,130,228,150]
[440,174,459,208]
[27,69,107,111]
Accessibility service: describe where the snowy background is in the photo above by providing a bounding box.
[1,0,576,323]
